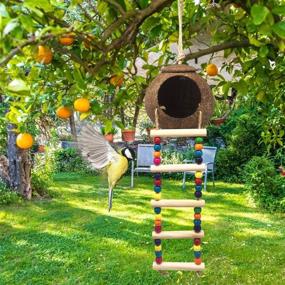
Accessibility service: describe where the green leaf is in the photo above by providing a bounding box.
[7,79,30,93]
[259,46,269,58]
[24,0,54,12]
[272,21,285,39]
[251,4,270,25]
[272,6,285,16]
[3,19,19,36]
[73,67,86,90]
[0,3,9,17]
[19,15,34,32]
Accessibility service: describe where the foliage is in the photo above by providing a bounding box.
[54,147,96,174]
[244,156,285,212]
[0,178,21,205]
[1,174,285,284]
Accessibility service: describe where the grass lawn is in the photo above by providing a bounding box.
[0,173,285,285]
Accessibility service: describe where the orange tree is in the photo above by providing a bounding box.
[0,0,285,198]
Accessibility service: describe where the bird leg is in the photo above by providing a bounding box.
[108,186,113,212]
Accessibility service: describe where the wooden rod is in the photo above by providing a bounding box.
[153,262,205,271]
[151,199,205,208]
[151,163,206,173]
[152,230,204,240]
[150,129,207,138]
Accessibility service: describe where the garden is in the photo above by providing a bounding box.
[0,1,285,284]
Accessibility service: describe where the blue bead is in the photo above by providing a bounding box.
[195,185,203,191]
[154,207,161,214]
[194,219,201,226]
[154,144,161,151]
[194,150,203,158]
[154,186,161,193]
[154,174,161,180]
[154,239,161,246]
[155,251,162,257]
[194,225,201,232]
[194,251,202,258]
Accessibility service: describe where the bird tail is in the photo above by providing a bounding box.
[108,186,113,212]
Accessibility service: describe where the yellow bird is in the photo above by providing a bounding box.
[78,124,135,211]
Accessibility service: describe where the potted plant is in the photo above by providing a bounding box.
[211,101,229,126]
[121,125,136,142]
[101,126,118,143]
[140,119,155,137]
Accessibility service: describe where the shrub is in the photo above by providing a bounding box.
[244,156,285,212]
[0,179,21,205]
[54,148,95,174]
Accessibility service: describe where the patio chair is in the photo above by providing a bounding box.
[131,144,154,188]
[182,146,217,191]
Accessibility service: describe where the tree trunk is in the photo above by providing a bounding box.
[7,124,32,199]
[69,112,77,142]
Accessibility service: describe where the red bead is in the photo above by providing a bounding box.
[195,258,202,265]
[156,257,162,264]
[194,213,201,220]
[154,158,161,165]
[194,238,201,246]
[155,225,161,233]
[154,137,161,144]
[154,179,161,186]
[195,178,203,185]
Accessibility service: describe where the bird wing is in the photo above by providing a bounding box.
[77,124,120,169]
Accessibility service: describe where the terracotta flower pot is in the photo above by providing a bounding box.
[122,129,135,142]
[211,118,226,126]
[104,133,114,143]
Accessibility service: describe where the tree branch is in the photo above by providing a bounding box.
[184,39,250,61]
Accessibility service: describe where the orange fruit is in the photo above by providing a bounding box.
[74,98,90,112]
[110,75,124,87]
[206,63,218,76]
[56,106,72,119]
[36,45,53,64]
[84,34,95,49]
[59,33,75,46]
[16,133,33,150]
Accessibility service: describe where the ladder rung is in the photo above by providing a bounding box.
[151,199,205,208]
[152,230,204,239]
[150,129,207,138]
[153,262,205,271]
[151,163,206,173]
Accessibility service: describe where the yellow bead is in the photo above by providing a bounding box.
[155,214,162,220]
[154,193,161,200]
[155,245,162,251]
[193,245,201,251]
[195,171,203,179]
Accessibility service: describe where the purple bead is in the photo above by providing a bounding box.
[194,225,201,232]
[154,239,161,246]
[195,157,203,164]
[195,191,202,198]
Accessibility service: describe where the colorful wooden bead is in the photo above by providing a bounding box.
[195,185,202,191]
[154,207,161,214]
[154,173,161,180]
[194,207,202,214]
[156,257,162,264]
[155,214,162,220]
[154,239,161,246]
[155,245,162,251]
[195,157,203,164]
[194,251,201,258]
[155,251,162,258]
[154,219,161,226]
[154,151,161,158]
[194,225,201,232]
[195,178,203,185]
[154,144,161,151]
[194,213,201,220]
[153,157,161,165]
[195,191,202,198]
[193,245,201,251]
[155,225,162,233]
[195,258,202,265]
[194,238,201,246]
[194,150,203,158]
[195,171,203,179]
[194,219,201,226]
[154,192,161,201]
[154,137,161,144]
[154,179,161,186]
[195,144,203,151]
[154,186,161,193]
[195,137,203,143]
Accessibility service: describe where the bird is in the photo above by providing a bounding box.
[77,124,135,211]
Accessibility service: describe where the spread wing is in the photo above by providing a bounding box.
[77,124,120,169]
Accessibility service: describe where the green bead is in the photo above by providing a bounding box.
[195,137,203,143]
[194,207,202,214]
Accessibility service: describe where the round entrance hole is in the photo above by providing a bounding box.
[158,76,202,118]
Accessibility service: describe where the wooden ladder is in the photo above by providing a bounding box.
[150,128,207,272]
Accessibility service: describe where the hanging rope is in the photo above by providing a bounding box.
[177,0,185,64]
